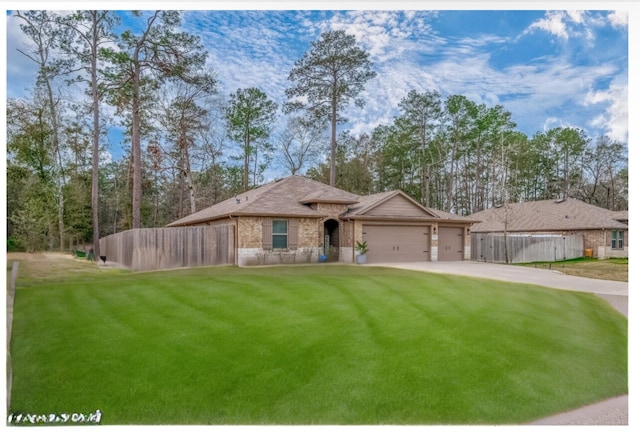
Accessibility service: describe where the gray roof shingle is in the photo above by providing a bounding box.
[168,176,360,226]
[168,175,477,227]
[470,198,628,232]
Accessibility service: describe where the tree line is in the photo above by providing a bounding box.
[6,10,627,253]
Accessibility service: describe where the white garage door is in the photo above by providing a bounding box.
[362,225,430,263]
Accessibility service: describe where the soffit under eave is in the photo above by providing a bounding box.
[235,211,328,219]
[299,198,360,205]
[339,215,473,224]
[166,212,235,227]
[167,208,328,226]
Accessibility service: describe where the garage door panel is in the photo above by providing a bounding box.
[363,225,430,263]
[439,227,464,261]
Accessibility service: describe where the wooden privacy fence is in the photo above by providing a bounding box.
[99,225,235,271]
[472,233,584,263]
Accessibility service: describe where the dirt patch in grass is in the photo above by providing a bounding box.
[7,252,125,287]
[521,258,628,282]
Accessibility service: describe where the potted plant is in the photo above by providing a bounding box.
[356,240,368,264]
[318,242,327,262]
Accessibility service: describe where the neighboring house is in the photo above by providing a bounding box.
[167,175,474,266]
[470,198,628,262]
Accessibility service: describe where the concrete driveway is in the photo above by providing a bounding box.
[372,260,629,425]
[374,261,628,317]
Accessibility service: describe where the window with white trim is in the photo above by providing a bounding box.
[272,220,288,249]
[611,230,624,249]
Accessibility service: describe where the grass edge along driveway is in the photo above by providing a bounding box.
[9,264,627,425]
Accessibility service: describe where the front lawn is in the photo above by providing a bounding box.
[8,263,627,425]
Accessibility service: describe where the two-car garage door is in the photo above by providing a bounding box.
[362,224,464,263]
[363,225,430,263]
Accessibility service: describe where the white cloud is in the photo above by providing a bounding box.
[608,10,628,28]
[542,117,564,131]
[325,10,438,63]
[185,11,296,104]
[566,10,586,24]
[584,78,628,142]
[337,19,625,142]
[523,10,612,44]
[526,11,569,40]
[6,9,628,158]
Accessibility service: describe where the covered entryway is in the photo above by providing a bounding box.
[438,227,464,261]
[323,219,340,262]
[362,224,430,263]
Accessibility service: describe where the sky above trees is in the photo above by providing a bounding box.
[4,3,630,248]
[3,4,630,159]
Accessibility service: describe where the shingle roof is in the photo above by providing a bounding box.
[614,210,628,223]
[429,208,478,222]
[299,189,361,204]
[470,198,628,233]
[167,176,359,226]
[168,175,476,227]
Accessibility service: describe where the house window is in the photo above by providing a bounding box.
[272,220,288,249]
[612,230,624,249]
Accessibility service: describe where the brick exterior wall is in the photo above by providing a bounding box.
[233,207,358,266]
[237,216,319,249]
[567,229,628,258]
[231,204,476,265]
[316,203,350,216]
[235,216,324,266]
[578,230,607,255]
[237,217,262,248]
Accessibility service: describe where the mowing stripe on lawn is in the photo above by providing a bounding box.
[9,265,627,425]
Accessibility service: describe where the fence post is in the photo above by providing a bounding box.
[7,261,19,411]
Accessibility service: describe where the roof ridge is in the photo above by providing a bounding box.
[469,197,628,232]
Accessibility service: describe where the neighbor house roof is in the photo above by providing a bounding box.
[470,198,628,233]
[167,175,360,226]
[428,207,478,222]
[613,210,628,224]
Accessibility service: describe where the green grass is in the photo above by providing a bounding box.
[518,257,628,281]
[9,265,627,425]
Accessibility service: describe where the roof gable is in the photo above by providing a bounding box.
[361,191,439,218]
[470,198,628,232]
[168,175,359,226]
[343,190,449,220]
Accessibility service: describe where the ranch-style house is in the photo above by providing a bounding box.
[167,175,475,266]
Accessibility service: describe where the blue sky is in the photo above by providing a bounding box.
[3,3,631,161]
